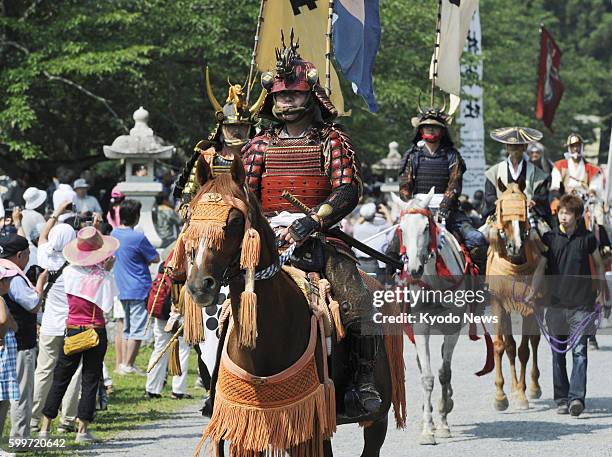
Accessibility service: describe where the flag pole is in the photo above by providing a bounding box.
[246,0,267,106]
[325,0,334,96]
[431,0,443,105]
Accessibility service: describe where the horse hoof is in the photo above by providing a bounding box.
[494,397,509,411]
[419,433,437,445]
[435,427,452,439]
[515,399,529,410]
[528,387,542,399]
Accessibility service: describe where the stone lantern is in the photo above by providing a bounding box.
[103,107,175,247]
[371,141,403,193]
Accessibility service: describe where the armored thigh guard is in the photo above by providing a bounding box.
[323,245,378,335]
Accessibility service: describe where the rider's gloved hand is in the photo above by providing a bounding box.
[288,215,321,242]
[437,207,449,224]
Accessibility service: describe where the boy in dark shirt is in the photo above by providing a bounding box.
[541,195,604,417]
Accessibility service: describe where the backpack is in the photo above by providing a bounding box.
[147,262,172,321]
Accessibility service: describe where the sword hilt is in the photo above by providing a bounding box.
[281,190,312,213]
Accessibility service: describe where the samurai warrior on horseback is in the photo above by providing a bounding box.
[241,32,383,417]
[398,101,488,273]
[173,69,266,204]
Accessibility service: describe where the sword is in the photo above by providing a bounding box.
[281,191,403,270]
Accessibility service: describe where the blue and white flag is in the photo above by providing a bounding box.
[332,0,381,112]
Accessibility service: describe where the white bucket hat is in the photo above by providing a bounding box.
[23,187,47,210]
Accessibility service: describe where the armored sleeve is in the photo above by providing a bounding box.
[241,135,270,200]
[398,149,415,201]
[312,125,362,229]
[440,149,466,212]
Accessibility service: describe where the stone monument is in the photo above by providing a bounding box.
[103,107,175,247]
[372,141,402,193]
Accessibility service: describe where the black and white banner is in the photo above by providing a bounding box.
[458,6,486,197]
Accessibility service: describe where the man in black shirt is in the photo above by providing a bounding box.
[541,195,604,417]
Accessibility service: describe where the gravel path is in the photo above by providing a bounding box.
[85,334,612,457]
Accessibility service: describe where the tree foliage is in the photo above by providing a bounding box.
[0,0,610,183]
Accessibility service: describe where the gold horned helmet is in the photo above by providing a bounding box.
[205,66,266,126]
[411,92,453,128]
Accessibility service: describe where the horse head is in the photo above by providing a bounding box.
[494,179,530,263]
[391,187,436,279]
[176,156,276,311]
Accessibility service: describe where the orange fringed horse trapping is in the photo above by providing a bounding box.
[196,316,334,457]
[238,228,261,349]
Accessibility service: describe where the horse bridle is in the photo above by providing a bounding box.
[496,195,531,250]
[397,207,437,267]
[187,189,284,287]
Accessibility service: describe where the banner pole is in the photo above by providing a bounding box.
[246,0,267,106]
[431,0,443,105]
[325,0,334,96]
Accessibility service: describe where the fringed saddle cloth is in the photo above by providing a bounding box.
[486,243,539,316]
[198,268,337,457]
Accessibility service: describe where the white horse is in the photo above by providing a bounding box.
[391,189,474,445]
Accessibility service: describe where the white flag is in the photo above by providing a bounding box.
[458,6,486,197]
[429,0,479,96]
[606,126,612,207]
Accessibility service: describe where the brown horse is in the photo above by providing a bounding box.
[184,156,404,456]
[485,180,546,411]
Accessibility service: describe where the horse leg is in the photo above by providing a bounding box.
[324,439,333,457]
[526,315,542,399]
[493,309,508,411]
[215,440,225,457]
[414,332,436,445]
[436,332,459,439]
[361,416,388,457]
[504,333,518,394]
[515,333,530,410]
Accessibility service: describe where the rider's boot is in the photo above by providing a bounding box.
[345,331,383,417]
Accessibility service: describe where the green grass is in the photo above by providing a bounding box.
[1,343,204,456]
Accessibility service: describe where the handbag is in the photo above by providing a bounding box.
[64,301,100,356]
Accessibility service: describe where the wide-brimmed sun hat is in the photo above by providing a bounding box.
[63,226,119,266]
[23,187,47,210]
[490,127,543,145]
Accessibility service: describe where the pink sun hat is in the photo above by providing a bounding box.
[63,226,120,267]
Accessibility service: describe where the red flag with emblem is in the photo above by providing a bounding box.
[536,26,564,132]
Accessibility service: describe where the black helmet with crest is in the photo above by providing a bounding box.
[410,93,454,146]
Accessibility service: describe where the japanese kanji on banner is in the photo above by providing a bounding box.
[458,6,486,197]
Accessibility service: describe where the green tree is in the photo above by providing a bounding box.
[1,0,610,187]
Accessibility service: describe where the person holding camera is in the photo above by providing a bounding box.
[0,233,42,441]
[0,266,21,440]
[30,201,82,433]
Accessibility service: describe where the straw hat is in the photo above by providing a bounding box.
[63,226,119,266]
[490,127,543,145]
